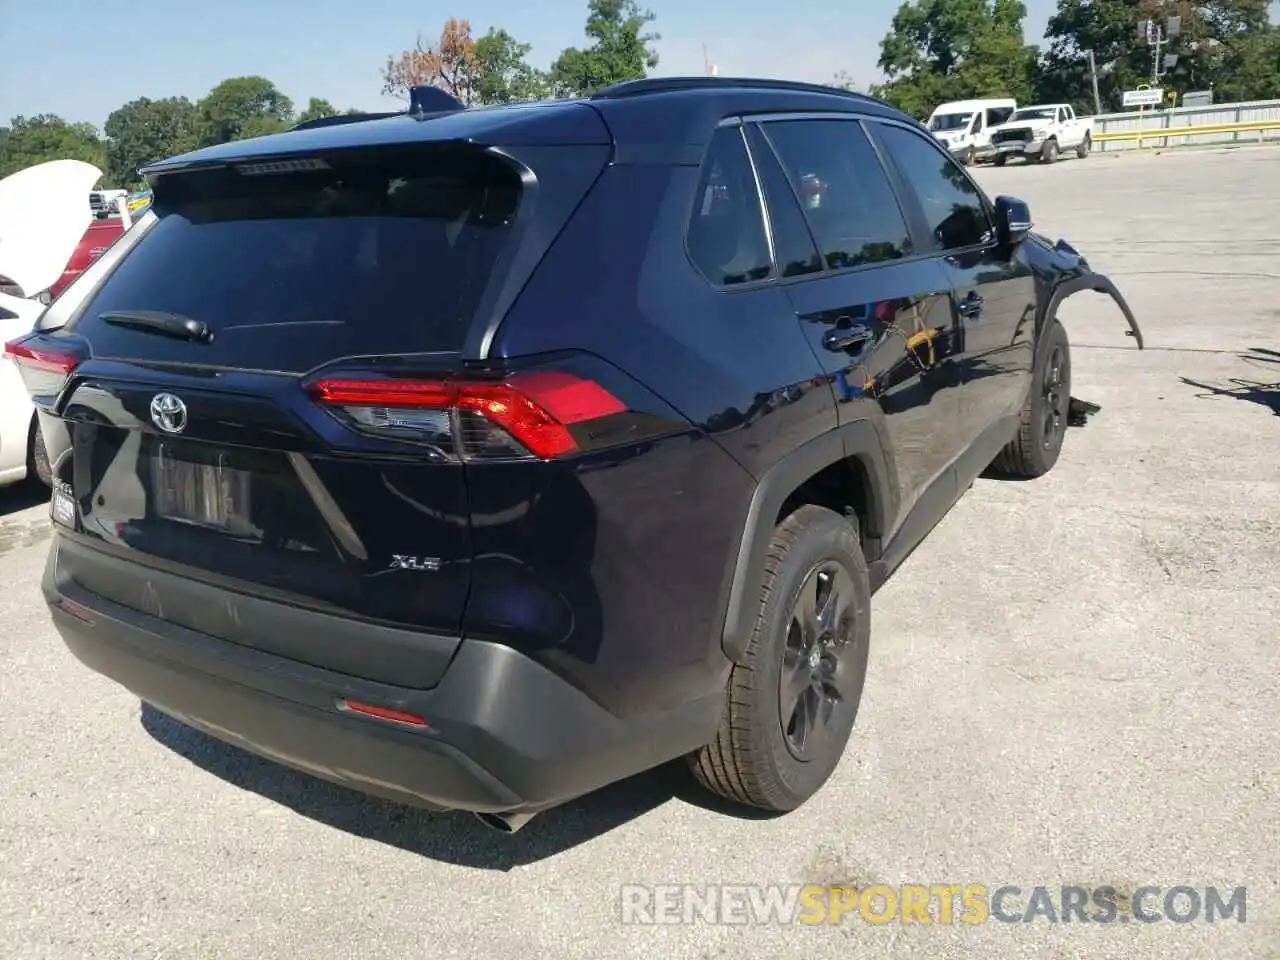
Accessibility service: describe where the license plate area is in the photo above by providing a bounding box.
[149,440,259,539]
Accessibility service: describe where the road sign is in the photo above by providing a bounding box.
[1123,88,1164,107]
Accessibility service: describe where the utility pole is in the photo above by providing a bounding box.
[1137,15,1181,86]
[1086,49,1103,115]
[1149,20,1165,85]
[702,43,717,77]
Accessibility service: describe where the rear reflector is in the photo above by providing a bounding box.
[336,699,429,727]
[55,598,96,625]
[3,339,79,376]
[306,371,626,460]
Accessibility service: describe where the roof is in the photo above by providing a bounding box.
[141,77,914,177]
[931,98,1018,113]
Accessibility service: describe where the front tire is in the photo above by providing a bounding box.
[1040,139,1060,164]
[689,505,871,812]
[991,318,1072,479]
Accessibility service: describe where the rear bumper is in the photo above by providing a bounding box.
[43,538,725,815]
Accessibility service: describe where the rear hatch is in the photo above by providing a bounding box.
[10,130,610,689]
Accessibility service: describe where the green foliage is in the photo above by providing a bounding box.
[1211,25,1280,101]
[550,0,660,97]
[0,114,106,180]
[297,98,340,124]
[102,97,196,189]
[4,0,1277,193]
[873,0,1038,118]
[1,76,363,189]
[193,76,294,147]
[832,70,862,91]
[474,29,551,103]
[1043,0,1278,111]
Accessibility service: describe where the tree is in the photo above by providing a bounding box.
[1040,0,1276,112]
[0,114,106,181]
[832,70,862,91]
[474,28,550,103]
[102,97,196,189]
[193,76,294,147]
[382,18,482,104]
[873,0,1038,118]
[297,98,340,124]
[1210,23,1280,101]
[549,0,660,98]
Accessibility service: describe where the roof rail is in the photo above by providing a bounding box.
[589,76,878,104]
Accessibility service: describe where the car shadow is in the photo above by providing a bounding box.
[140,703,775,869]
[0,479,48,516]
[1180,347,1280,416]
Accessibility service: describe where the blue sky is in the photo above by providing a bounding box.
[0,0,1132,129]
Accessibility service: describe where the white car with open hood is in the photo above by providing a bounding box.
[988,103,1094,165]
[0,159,103,488]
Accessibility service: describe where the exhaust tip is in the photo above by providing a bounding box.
[474,810,536,834]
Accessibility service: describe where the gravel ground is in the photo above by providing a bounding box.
[0,144,1277,960]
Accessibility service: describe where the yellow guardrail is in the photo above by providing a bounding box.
[1094,119,1280,143]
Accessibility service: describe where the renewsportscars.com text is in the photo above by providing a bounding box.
[619,884,1247,926]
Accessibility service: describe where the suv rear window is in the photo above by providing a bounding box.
[69,147,523,373]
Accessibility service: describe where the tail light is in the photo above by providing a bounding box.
[304,370,628,460]
[3,339,80,376]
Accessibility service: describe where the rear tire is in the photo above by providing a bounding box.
[27,414,51,489]
[991,319,1072,479]
[689,505,871,813]
[1077,134,1092,159]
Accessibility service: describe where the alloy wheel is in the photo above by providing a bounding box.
[779,561,861,761]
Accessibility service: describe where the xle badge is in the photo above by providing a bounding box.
[389,555,442,572]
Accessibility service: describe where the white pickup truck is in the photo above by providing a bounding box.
[988,103,1094,165]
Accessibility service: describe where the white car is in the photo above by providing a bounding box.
[0,159,104,488]
[988,103,1095,165]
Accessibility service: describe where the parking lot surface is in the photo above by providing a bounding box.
[1,145,1277,960]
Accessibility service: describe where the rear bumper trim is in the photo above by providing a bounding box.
[43,539,725,814]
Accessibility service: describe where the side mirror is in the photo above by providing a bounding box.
[995,195,1033,244]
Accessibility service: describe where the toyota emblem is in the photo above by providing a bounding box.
[149,393,188,434]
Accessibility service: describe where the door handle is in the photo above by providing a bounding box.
[822,325,873,353]
[959,292,984,319]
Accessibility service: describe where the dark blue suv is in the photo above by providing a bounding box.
[7,78,1141,832]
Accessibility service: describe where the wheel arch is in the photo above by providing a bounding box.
[718,419,898,664]
[1042,271,1145,350]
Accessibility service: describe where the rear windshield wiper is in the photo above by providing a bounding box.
[99,309,213,343]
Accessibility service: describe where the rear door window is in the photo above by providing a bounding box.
[68,147,525,372]
[743,125,823,279]
[686,127,773,287]
[758,119,912,271]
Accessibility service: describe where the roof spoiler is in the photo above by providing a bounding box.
[290,86,467,132]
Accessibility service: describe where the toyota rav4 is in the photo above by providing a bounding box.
[6,78,1142,833]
